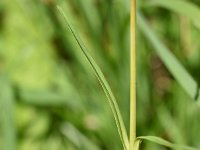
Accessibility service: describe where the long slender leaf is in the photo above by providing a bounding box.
[137,12,200,104]
[57,6,129,150]
[136,136,197,150]
[0,75,16,150]
[148,0,200,29]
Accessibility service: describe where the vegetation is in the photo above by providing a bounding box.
[1,0,200,150]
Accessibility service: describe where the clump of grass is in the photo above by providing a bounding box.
[57,3,199,150]
[2,0,200,149]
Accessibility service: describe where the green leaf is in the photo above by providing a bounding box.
[0,75,16,150]
[57,6,129,150]
[148,0,200,29]
[137,12,200,104]
[136,136,197,150]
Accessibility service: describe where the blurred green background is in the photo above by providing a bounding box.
[1,0,200,150]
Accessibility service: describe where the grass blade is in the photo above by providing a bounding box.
[57,6,129,150]
[148,0,200,29]
[0,75,16,150]
[137,12,200,104]
[136,136,197,150]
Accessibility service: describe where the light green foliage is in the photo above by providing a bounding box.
[1,0,200,150]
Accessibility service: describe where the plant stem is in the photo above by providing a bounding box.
[130,0,136,149]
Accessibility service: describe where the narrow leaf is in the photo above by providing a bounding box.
[57,6,129,150]
[137,12,200,104]
[136,136,197,150]
[0,75,16,150]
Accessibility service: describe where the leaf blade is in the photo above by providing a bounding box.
[0,75,16,150]
[57,6,129,150]
[136,136,197,150]
[137,12,200,104]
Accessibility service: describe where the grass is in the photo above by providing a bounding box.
[1,0,200,150]
[58,3,198,150]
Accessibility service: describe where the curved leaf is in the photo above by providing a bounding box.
[57,6,129,150]
[136,136,197,150]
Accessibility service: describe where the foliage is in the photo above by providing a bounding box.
[1,0,200,150]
